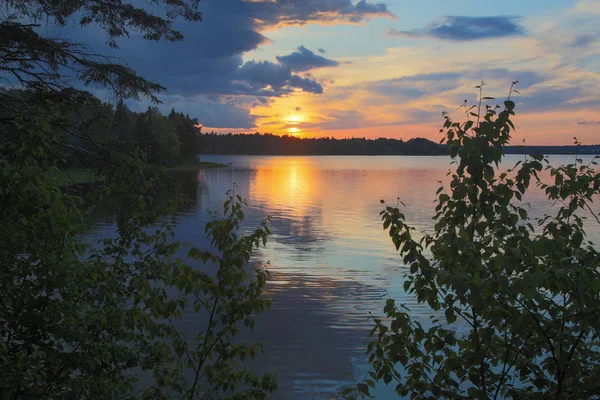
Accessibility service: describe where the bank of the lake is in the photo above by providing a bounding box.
[165,161,229,171]
[54,162,228,187]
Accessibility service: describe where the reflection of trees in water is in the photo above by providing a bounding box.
[77,170,205,229]
[172,170,205,210]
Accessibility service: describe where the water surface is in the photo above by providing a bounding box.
[89,155,600,399]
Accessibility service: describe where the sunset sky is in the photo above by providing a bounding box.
[84,0,600,145]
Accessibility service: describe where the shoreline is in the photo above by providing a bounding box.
[55,162,229,187]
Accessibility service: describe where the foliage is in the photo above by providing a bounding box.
[0,133,277,398]
[135,106,180,165]
[112,98,138,152]
[0,89,202,168]
[347,83,600,399]
[2,0,201,101]
[1,0,277,398]
[48,167,105,186]
[169,109,203,162]
[1,0,204,166]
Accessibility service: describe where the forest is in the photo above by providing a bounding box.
[3,90,203,167]
[198,132,600,156]
[198,132,447,155]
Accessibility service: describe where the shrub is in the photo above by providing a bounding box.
[349,83,600,399]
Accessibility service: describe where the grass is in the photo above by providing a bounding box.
[53,161,228,187]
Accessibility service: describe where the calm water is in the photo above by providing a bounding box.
[89,155,600,399]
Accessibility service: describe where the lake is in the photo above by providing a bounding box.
[88,154,600,399]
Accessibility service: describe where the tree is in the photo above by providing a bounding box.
[1,0,202,163]
[169,109,202,162]
[136,106,180,164]
[348,83,600,399]
[112,98,137,151]
[1,0,278,398]
[0,156,277,397]
[1,0,202,100]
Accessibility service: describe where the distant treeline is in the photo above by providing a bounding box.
[199,132,447,155]
[199,132,600,156]
[504,145,600,155]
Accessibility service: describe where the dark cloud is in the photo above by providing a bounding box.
[577,120,600,125]
[572,34,596,48]
[388,16,525,41]
[289,75,324,94]
[132,94,259,129]
[132,0,391,84]
[251,0,393,26]
[234,60,323,95]
[352,0,390,17]
[276,45,340,72]
[69,0,391,127]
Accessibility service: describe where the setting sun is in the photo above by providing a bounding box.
[288,115,304,124]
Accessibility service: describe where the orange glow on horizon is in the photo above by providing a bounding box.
[197,0,600,147]
[205,106,600,145]
[288,114,304,124]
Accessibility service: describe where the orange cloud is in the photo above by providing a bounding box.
[209,1,600,145]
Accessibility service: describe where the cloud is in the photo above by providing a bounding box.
[575,0,600,15]
[66,0,391,128]
[251,0,393,26]
[517,86,600,113]
[467,68,543,88]
[289,75,324,94]
[300,67,553,133]
[276,45,340,72]
[369,69,544,102]
[371,73,461,100]
[572,34,596,47]
[389,72,462,82]
[301,110,370,131]
[235,60,324,95]
[576,120,600,125]
[388,16,526,41]
[137,94,260,129]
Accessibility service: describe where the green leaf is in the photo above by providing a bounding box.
[357,383,370,395]
[444,308,456,324]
